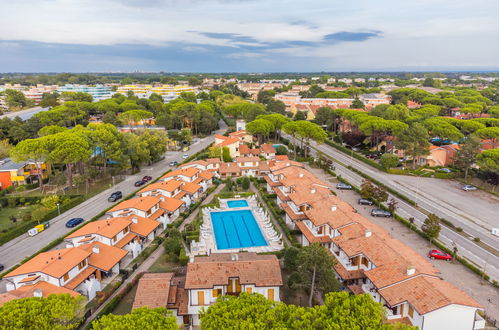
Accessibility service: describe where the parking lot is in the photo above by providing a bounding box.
[306,165,499,322]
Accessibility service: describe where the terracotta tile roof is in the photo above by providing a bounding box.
[347,284,365,295]
[264,175,281,187]
[385,317,413,326]
[114,233,137,248]
[274,187,291,201]
[199,171,214,180]
[379,275,481,314]
[78,237,95,243]
[333,259,365,280]
[217,137,240,147]
[281,203,308,221]
[229,130,248,138]
[206,158,221,164]
[140,180,183,194]
[179,160,208,169]
[236,156,260,163]
[78,242,128,272]
[239,144,250,155]
[0,281,79,306]
[130,216,161,237]
[18,275,40,283]
[269,160,304,172]
[170,278,189,315]
[66,218,131,239]
[64,266,97,290]
[219,162,242,174]
[258,161,272,172]
[109,196,160,213]
[185,253,283,289]
[173,191,187,200]
[133,273,174,309]
[193,177,203,185]
[162,167,199,179]
[181,181,202,194]
[250,148,261,155]
[214,134,228,140]
[295,221,332,243]
[5,248,91,279]
[261,144,276,154]
[149,208,165,221]
[275,155,289,161]
[160,197,184,212]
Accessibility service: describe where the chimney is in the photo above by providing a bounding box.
[331,205,337,212]
[160,196,165,202]
[286,162,290,166]
[132,217,138,224]
[365,229,372,237]
[310,188,316,194]
[231,254,239,261]
[299,173,304,178]
[406,266,415,276]
[92,245,100,254]
[33,288,43,298]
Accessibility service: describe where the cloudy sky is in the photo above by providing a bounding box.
[0,0,498,72]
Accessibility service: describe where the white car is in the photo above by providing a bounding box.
[182,154,189,159]
[462,185,477,191]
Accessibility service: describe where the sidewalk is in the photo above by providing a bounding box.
[179,184,225,231]
[250,183,292,247]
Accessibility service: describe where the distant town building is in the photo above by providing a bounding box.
[58,84,113,101]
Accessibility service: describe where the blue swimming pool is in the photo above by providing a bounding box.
[227,200,249,208]
[210,210,267,250]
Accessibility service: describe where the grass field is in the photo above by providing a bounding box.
[0,205,37,232]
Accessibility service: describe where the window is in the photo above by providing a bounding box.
[246,287,252,294]
[408,305,414,318]
[197,291,205,305]
[122,227,129,235]
[63,272,69,282]
[112,235,117,242]
[78,259,87,270]
[212,289,222,297]
[318,226,324,235]
[361,257,369,268]
[351,256,359,266]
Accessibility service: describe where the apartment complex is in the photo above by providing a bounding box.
[58,84,113,101]
[116,84,199,102]
[0,167,216,306]
[132,252,283,326]
[263,162,483,330]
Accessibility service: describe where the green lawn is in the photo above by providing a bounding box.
[148,254,179,273]
[0,205,37,231]
[112,283,138,315]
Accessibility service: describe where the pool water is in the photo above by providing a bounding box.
[227,200,249,208]
[210,210,267,250]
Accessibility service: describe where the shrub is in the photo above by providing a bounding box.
[379,153,399,169]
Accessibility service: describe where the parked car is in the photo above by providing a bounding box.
[371,209,391,217]
[142,175,152,182]
[169,161,178,167]
[439,168,452,173]
[462,184,477,191]
[366,154,379,159]
[182,154,189,159]
[0,264,4,271]
[336,183,352,190]
[108,191,123,202]
[134,180,146,187]
[428,249,453,261]
[65,217,84,228]
[358,198,374,206]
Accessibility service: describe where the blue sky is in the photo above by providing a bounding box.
[0,0,498,72]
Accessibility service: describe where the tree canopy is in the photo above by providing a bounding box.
[91,307,178,329]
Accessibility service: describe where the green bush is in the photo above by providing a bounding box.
[379,153,399,169]
[178,247,189,266]
[325,140,386,171]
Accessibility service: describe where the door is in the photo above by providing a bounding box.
[197,291,204,305]
[235,278,241,293]
[268,288,274,301]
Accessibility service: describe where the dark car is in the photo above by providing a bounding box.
[142,175,152,182]
[0,264,4,272]
[428,249,453,261]
[336,183,353,190]
[371,209,391,217]
[358,198,374,206]
[66,217,84,228]
[108,191,123,202]
[134,180,146,187]
[169,161,178,167]
[366,154,378,159]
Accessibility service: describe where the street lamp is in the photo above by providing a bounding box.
[57,203,61,216]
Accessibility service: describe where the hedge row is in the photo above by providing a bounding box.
[324,140,386,171]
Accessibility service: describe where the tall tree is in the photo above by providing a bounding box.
[256,113,290,142]
[0,139,13,159]
[473,127,499,149]
[246,119,274,144]
[11,137,49,187]
[395,123,431,169]
[0,294,85,329]
[91,307,178,329]
[477,149,499,173]
[453,137,481,182]
[295,243,339,307]
[422,214,441,244]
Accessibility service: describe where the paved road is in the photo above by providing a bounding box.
[0,120,226,274]
[284,134,499,282]
[0,106,49,120]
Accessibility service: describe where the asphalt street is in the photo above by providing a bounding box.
[283,134,499,282]
[0,120,226,275]
[0,106,49,120]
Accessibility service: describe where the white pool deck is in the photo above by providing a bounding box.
[190,195,284,256]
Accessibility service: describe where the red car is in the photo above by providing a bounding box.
[142,176,152,182]
[428,249,452,261]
